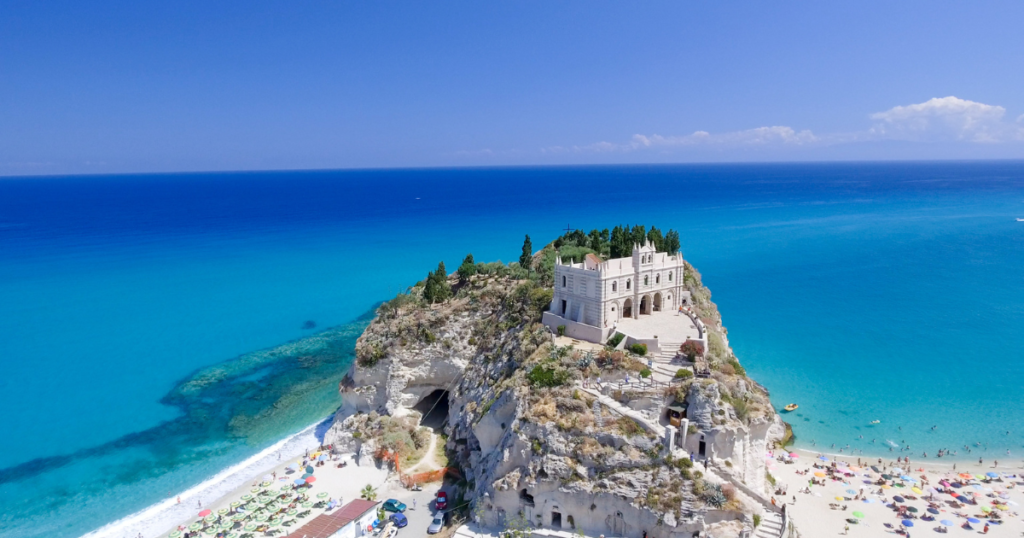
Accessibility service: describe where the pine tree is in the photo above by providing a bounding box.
[520,235,533,274]
[457,253,476,283]
[665,230,681,255]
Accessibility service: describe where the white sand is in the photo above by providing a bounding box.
[769,447,1024,536]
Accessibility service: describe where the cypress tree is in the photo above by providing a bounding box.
[520,235,533,274]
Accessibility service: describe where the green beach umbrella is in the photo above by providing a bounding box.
[169,532,182,538]
[218,508,229,515]
[851,511,865,518]
[242,494,252,501]
[189,523,201,531]
[280,485,291,491]
[317,492,328,498]
[288,509,298,516]
[244,524,257,531]
[302,501,313,508]
[230,501,240,507]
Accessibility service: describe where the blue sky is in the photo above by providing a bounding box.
[2,1,1023,175]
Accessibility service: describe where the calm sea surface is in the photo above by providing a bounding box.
[1,163,1023,537]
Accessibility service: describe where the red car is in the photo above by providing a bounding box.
[435,491,448,510]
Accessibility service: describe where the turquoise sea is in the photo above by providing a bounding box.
[1,163,1023,537]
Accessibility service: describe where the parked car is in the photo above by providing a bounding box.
[382,499,407,513]
[389,513,409,528]
[427,513,447,534]
[435,491,448,510]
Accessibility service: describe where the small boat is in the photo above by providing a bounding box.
[783,403,798,412]
[1017,218,1024,222]
[870,420,880,425]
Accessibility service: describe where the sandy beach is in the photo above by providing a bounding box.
[769,447,1024,536]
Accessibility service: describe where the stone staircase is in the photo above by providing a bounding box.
[754,510,784,538]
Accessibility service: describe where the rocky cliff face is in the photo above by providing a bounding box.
[325,262,783,538]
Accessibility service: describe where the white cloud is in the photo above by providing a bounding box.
[544,126,818,154]
[869,96,1023,142]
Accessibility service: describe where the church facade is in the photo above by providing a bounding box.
[543,241,688,342]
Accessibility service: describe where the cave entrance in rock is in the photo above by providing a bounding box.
[413,389,450,431]
[551,511,561,528]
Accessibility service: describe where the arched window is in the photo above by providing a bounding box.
[562,276,567,288]
[668,271,673,281]
[626,279,631,290]
[643,276,649,286]
[655,274,660,284]
[612,281,617,292]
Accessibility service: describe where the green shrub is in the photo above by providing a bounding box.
[674,369,693,379]
[528,365,570,387]
[628,343,648,356]
[557,325,566,337]
[687,424,698,435]
[727,358,746,377]
[753,514,761,528]
[606,332,625,347]
[766,471,776,486]
[639,368,651,378]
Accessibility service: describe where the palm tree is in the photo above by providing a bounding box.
[360,484,377,501]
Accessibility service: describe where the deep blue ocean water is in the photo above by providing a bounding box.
[2,162,1024,537]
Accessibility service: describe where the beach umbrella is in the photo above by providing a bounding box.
[846,489,856,494]
[906,506,918,513]
[940,519,954,526]
[305,476,316,484]
[967,517,981,524]
[974,474,985,480]
[927,508,939,514]
[789,452,799,458]
[911,487,923,494]
[851,511,864,518]
[288,509,298,516]
[996,504,1008,510]
[881,474,893,480]
[318,454,328,461]
[317,492,328,499]
[189,523,201,531]
[849,466,862,472]
[959,473,973,480]
[230,501,241,508]
[986,472,999,478]
[893,496,906,503]
[814,472,826,477]
[901,520,913,527]
[242,494,252,501]
[286,463,298,470]
[198,509,212,517]
[870,465,881,472]
[834,496,844,501]
[980,506,991,513]
[218,508,229,515]
[294,478,305,485]
[862,499,874,503]
[881,484,891,489]
[818,456,829,462]
[900,475,914,482]
[306,465,315,474]
[244,524,256,531]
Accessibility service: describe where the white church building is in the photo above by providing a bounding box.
[542,241,690,343]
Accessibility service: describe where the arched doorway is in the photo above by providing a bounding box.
[622,298,633,318]
[639,295,651,315]
[608,301,620,322]
[653,292,662,312]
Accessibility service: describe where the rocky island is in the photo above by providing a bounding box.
[325,226,789,538]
